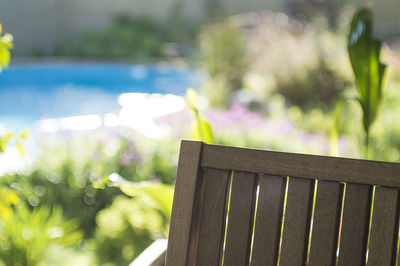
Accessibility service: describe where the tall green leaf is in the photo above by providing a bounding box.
[348,8,387,157]
[186,88,214,144]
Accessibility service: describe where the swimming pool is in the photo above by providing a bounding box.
[0,62,202,130]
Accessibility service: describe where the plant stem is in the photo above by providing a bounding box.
[365,129,370,160]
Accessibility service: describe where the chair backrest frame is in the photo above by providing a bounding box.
[166,140,400,266]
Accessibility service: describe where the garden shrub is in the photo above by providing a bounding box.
[54,14,196,60]
[198,19,248,108]
[55,15,164,59]
[0,188,82,266]
[93,181,173,266]
[198,11,355,110]
[241,11,353,109]
[0,131,178,239]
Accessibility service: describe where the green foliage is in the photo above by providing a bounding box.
[187,88,214,143]
[117,181,173,234]
[286,0,346,28]
[93,180,173,266]
[204,0,225,21]
[55,15,163,59]
[348,8,387,158]
[0,133,13,153]
[0,24,13,72]
[0,189,82,266]
[240,11,352,109]
[0,130,29,156]
[337,79,400,162]
[1,9,399,265]
[0,132,178,240]
[330,98,345,156]
[199,20,247,108]
[54,14,195,59]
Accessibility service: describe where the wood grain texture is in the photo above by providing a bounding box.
[165,141,203,266]
[196,168,230,266]
[223,171,257,266]
[279,177,313,266]
[201,142,400,188]
[367,186,399,266]
[308,181,342,266]
[166,141,400,266]
[337,183,371,266]
[251,175,286,266]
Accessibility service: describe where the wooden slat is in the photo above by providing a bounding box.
[337,183,371,266]
[223,171,257,266]
[251,175,286,266]
[279,177,313,266]
[308,181,342,266]
[367,186,399,266]
[200,142,400,188]
[397,224,400,266]
[165,141,203,266]
[196,168,230,266]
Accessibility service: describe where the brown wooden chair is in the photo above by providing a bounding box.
[165,140,400,266]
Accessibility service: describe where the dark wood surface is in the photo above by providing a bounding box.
[279,177,313,266]
[201,142,400,188]
[165,141,203,266]
[196,168,230,266]
[251,174,286,266]
[223,171,257,266]
[166,141,400,266]
[337,183,371,266]
[308,180,342,266]
[367,186,399,266]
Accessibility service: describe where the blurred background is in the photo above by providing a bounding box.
[0,0,399,265]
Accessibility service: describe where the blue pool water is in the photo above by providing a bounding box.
[0,62,201,129]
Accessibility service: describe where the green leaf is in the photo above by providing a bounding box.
[118,181,174,220]
[348,8,387,157]
[0,24,13,71]
[0,133,14,153]
[185,88,214,144]
[0,43,10,70]
[18,129,29,140]
[16,142,24,156]
[191,117,214,144]
[186,88,197,111]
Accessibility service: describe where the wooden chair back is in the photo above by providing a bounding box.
[165,140,400,266]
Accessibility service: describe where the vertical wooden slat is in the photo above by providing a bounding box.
[279,177,313,266]
[165,141,203,266]
[337,183,371,266]
[367,186,399,266]
[397,221,400,266]
[223,171,257,266]
[251,175,286,266]
[196,168,230,266]
[308,180,342,266]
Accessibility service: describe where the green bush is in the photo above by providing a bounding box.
[93,181,173,265]
[0,132,178,239]
[242,11,353,109]
[55,15,164,59]
[0,188,82,266]
[54,14,196,59]
[198,19,248,108]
